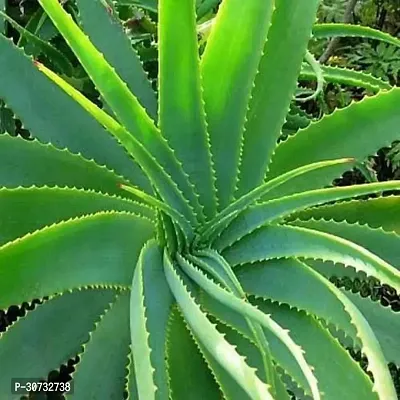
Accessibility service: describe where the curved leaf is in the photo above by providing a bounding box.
[223,223,400,292]
[237,259,397,400]
[200,158,354,244]
[38,0,201,217]
[0,212,154,309]
[0,288,117,397]
[203,294,376,400]
[0,187,153,246]
[0,134,135,198]
[37,64,196,226]
[0,11,73,74]
[290,218,400,269]
[177,255,320,400]
[313,23,400,48]
[163,252,272,400]
[130,240,174,400]
[166,307,222,400]
[212,322,291,400]
[0,35,149,189]
[159,0,215,220]
[236,0,320,197]
[70,291,131,399]
[200,0,274,209]
[291,196,400,234]
[76,0,157,118]
[265,88,400,199]
[215,181,400,250]
[300,64,392,91]
[344,290,400,366]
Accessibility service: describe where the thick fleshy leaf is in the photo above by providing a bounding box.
[76,0,157,118]
[38,0,201,217]
[0,288,117,397]
[37,64,196,226]
[291,196,400,234]
[199,158,354,245]
[255,300,376,400]
[126,352,139,400]
[236,0,320,197]
[236,259,397,399]
[187,250,277,394]
[163,252,272,400]
[203,294,376,400]
[158,0,215,220]
[70,291,130,399]
[0,134,138,198]
[312,23,400,47]
[344,290,400,366]
[200,0,274,209]
[0,187,153,246]
[290,219,400,269]
[177,255,320,400]
[130,240,174,400]
[0,34,149,189]
[300,64,392,91]
[212,323,291,400]
[121,185,193,242]
[0,212,153,309]
[223,224,400,292]
[215,181,400,251]
[0,11,73,74]
[265,88,400,199]
[166,307,222,400]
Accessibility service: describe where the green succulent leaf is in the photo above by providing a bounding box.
[200,0,274,209]
[224,223,400,292]
[313,23,400,48]
[236,0,320,197]
[70,291,131,399]
[177,254,320,400]
[36,63,196,226]
[159,0,215,220]
[0,11,73,75]
[236,259,397,400]
[0,134,139,197]
[212,322,291,400]
[290,218,400,269]
[0,212,153,309]
[163,251,273,400]
[265,88,400,199]
[0,186,153,246]
[38,0,201,217]
[203,294,377,400]
[76,0,157,119]
[130,240,174,400]
[344,290,400,366]
[0,35,150,189]
[216,180,400,250]
[187,250,277,395]
[291,196,400,234]
[300,64,392,91]
[200,158,355,245]
[0,288,118,398]
[166,307,223,400]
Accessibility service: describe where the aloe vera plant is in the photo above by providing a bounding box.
[1,0,400,399]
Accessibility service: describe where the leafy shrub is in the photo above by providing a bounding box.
[345,41,400,83]
[0,0,400,399]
